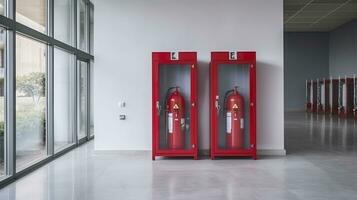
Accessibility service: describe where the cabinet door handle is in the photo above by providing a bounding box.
[215,100,221,114]
[156,101,161,116]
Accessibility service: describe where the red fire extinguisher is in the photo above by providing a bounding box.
[166,87,185,149]
[224,87,244,149]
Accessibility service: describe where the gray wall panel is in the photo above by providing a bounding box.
[329,20,357,77]
[284,32,330,111]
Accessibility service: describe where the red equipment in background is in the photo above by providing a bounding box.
[330,78,339,115]
[152,52,198,160]
[305,79,318,113]
[166,87,185,150]
[312,80,318,113]
[210,51,256,160]
[338,76,354,118]
[317,79,330,114]
[323,79,331,114]
[306,80,312,112]
[225,87,244,149]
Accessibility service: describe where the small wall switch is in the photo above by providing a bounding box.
[118,101,126,108]
[119,115,126,120]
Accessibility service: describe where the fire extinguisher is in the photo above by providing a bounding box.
[224,87,244,149]
[165,87,185,149]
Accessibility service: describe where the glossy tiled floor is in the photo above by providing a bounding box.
[0,112,356,200]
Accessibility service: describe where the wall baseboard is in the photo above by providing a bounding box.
[199,149,286,156]
[94,149,287,156]
[257,149,286,156]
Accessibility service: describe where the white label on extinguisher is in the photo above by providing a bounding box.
[240,118,244,129]
[168,113,173,133]
[226,112,232,134]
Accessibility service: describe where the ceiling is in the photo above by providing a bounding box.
[284,0,357,32]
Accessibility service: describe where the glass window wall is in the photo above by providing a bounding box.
[89,4,94,54]
[78,61,88,140]
[16,34,47,171]
[16,0,47,34]
[78,0,88,52]
[54,0,74,45]
[89,61,94,137]
[0,0,93,185]
[54,48,75,152]
[0,0,4,15]
[0,28,5,177]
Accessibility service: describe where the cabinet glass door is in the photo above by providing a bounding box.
[157,64,192,151]
[216,64,250,150]
[78,61,88,141]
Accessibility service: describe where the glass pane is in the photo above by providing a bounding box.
[89,4,94,54]
[158,65,191,150]
[78,61,88,140]
[78,0,88,52]
[16,0,47,34]
[54,48,74,152]
[54,0,74,45]
[0,0,4,15]
[0,28,5,177]
[217,64,250,150]
[16,34,47,171]
[89,61,94,137]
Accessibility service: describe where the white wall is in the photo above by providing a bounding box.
[93,0,284,152]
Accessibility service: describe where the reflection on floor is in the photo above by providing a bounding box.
[0,146,46,174]
[0,112,356,200]
[286,112,357,153]
[16,149,47,171]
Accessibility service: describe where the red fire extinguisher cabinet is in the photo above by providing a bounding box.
[330,78,339,115]
[317,79,330,114]
[338,77,354,118]
[152,52,198,160]
[210,52,257,159]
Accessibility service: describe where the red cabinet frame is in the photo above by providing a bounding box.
[338,77,354,118]
[210,52,257,159]
[152,52,198,160]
